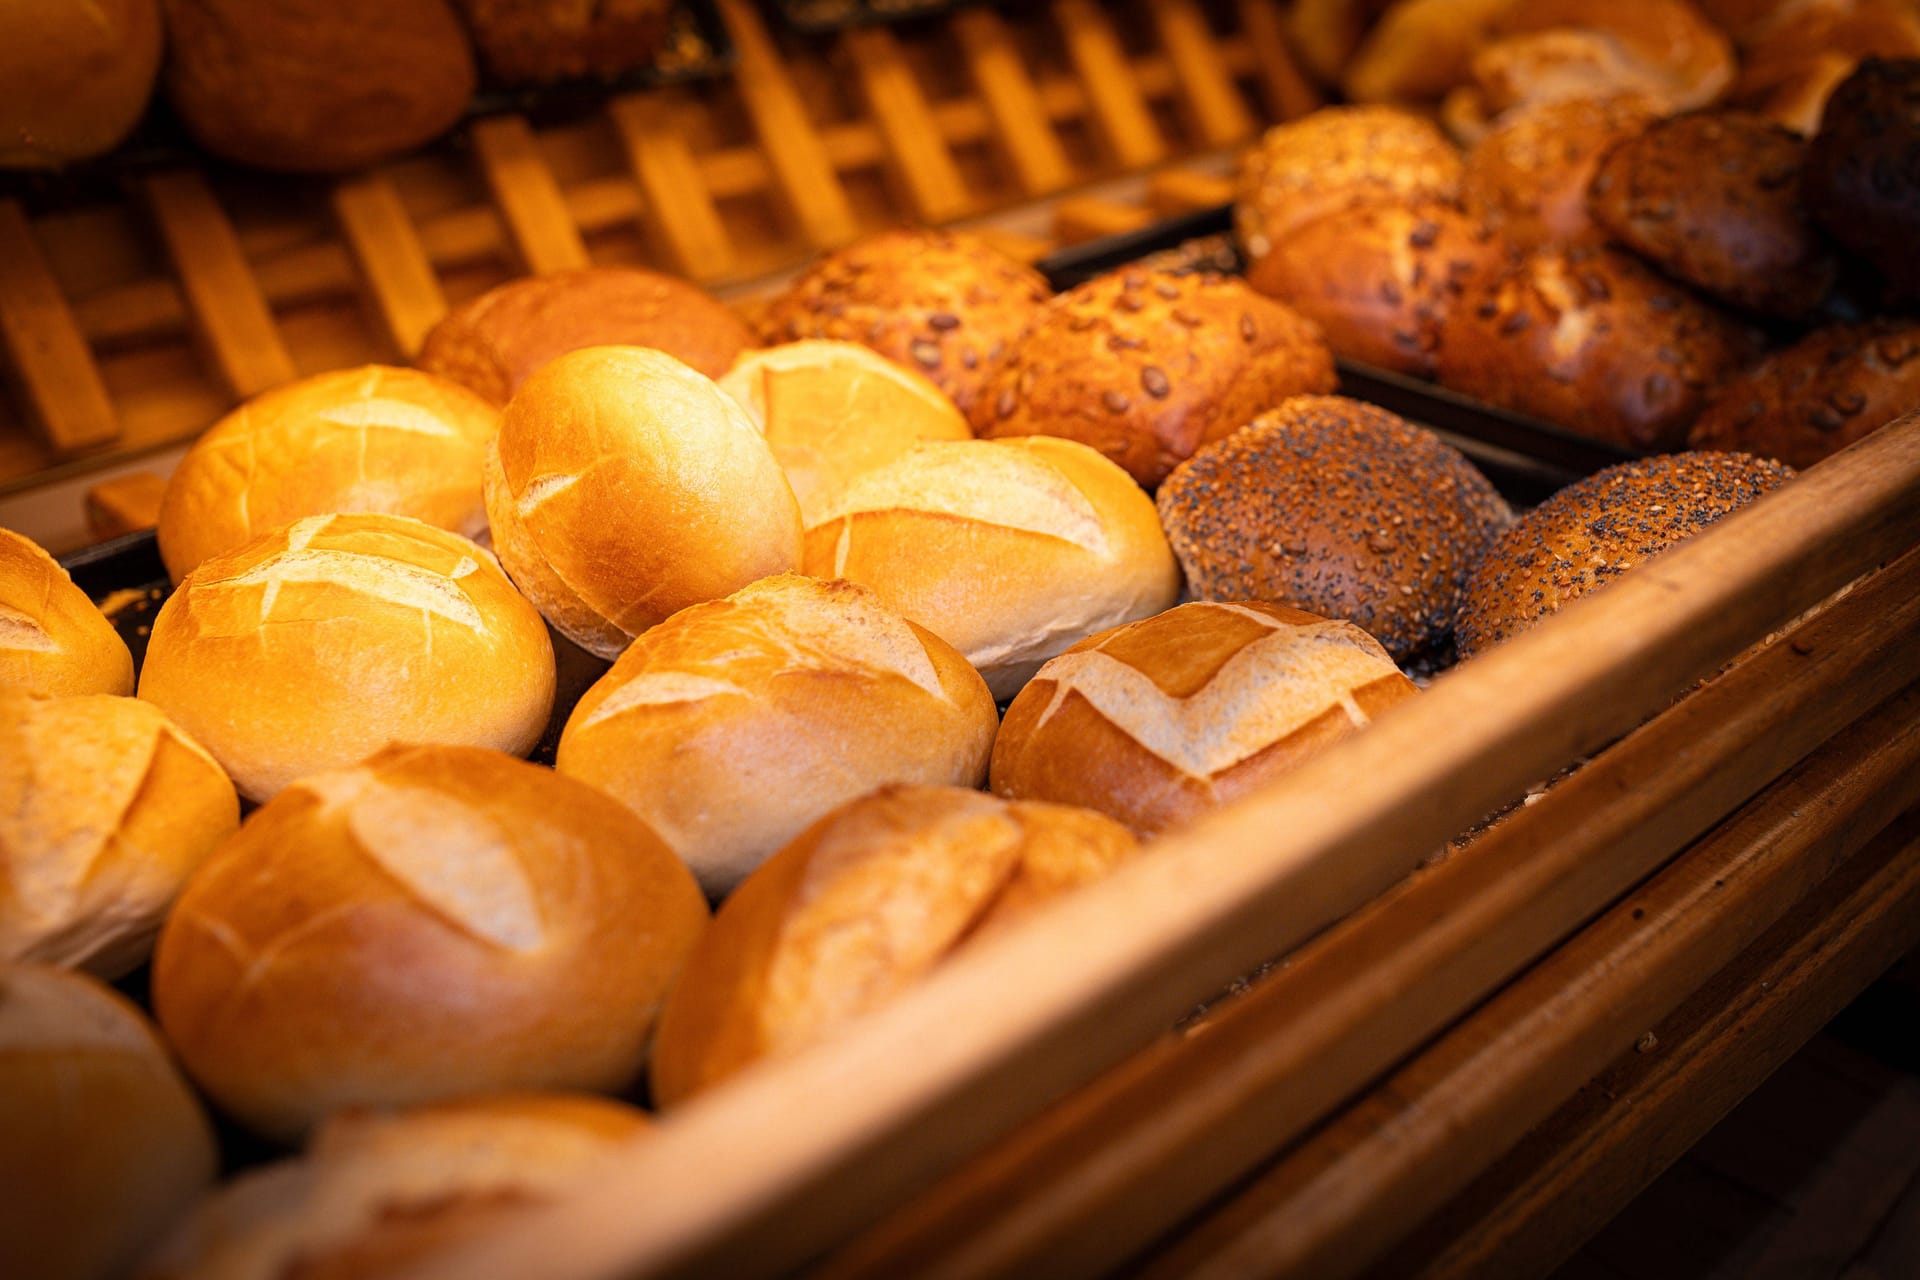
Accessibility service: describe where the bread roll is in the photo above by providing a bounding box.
[1465,0,1735,122]
[758,230,1054,418]
[991,602,1419,836]
[802,437,1182,700]
[1460,94,1656,250]
[0,0,160,168]
[1689,320,1920,467]
[1,527,134,698]
[157,366,500,582]
[451,0,672,83]
[1457,451,1796,656]
[1342,0,1514,103]
[484,346,801,659]
[151,743,707,1141]
[717,340,972,526]
[1728,1,1920,136]
[1157,396,1511,663]
[142,1093,648,1280]
[1,693,238,979]
[0,964,216,1280]
[1807,57,1920,307]
[974,269,1336,488]
[418,268,754,406]
[650,784,1137,1105]
[138,514,554,802]
[557,574,998,897]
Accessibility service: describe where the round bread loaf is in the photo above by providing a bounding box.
[973,269,1335,488]
[0,964,216,1280]
[0,0,161,168]
[1460,95,1655,250]
[650,783,1137,1105]
[1,527,134,698]
[151,743,708,1141]
[484,346,801,658]
[1463,0,1735,124]
[1806,58,1920,306]
[1156,396,1511,663]
[1,692,238,979]
[139,513,555,802]
[1689,320,1920,467]
[1435,243,1762,451]
[417,268,754,405]
[557,574,998,897]
[991,602,1419,836]
[157,366,500,582]
[1456,451,1796,657]
[802,437,1182,700]
[1245,202,1502,377]
[159,0,475,172]
[143,1093,648,1280]
[1234,106,1464,273]
[1586,110,1836,319]
[759,230,1053,418]
[717,340,972,526]
[451,0,672,83]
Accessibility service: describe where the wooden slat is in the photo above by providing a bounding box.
[330,176,447,359]
[1150,0,1257,146]
[1053,196,1158,244]
[1053,0,1169,170]
[141,171,296,399]
[1235,0,1323,121]
[955,9,1074,196]
[0,201,119,452]
[607,93,739,281]
[1147,168,1235,215]
[841,25,972,224]
[468,114,590,275]
[83,472,166,539]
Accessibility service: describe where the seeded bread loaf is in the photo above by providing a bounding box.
[1689,320,1920,467]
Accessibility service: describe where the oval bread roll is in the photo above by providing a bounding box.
[1,527,134,698]
[0,0,162,169]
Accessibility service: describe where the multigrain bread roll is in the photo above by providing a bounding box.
[452,0,672,83]
[1806,58,1920,307]
[142,1094,648,1280]
[759,229,1053,418]
[151,744,707,1141]
[157,366,500,582]
[417,269,754,405]
[1460,95,1656,250]
[802,437,1182,700]
[650,784,1138,1105]
[973,269,1335,488]
[484,346,801,658]
[1456,451,1796,656]
[0,964,216,1280]
[0,527,134,698]
[1,693,238,980]
[139,514,555,802]
[0,0,161,168]
[1688,320,1920,467]
[717,341,972,526]
[557,575,998,897]
[1156,396,1511,663]
[990,602,1419,836]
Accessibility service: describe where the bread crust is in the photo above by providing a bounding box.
[1461,94,1656,250]
[0,528,134,699]
[1806,57,1920,306]
[1689,320,1920,467]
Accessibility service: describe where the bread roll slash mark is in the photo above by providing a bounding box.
[0,605,58,652]
[215,549,486,633]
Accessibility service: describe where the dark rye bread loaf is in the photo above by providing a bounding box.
[973,268,1335,488]
[1805,57,1920,307]
[1155,395,1512,663]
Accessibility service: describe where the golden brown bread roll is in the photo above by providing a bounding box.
[801,437,1182,700]
[1,527,134,698]
[0,0,161,168]
[1342,0,1515,104]
[1156,396,1511,663]
[758,229,1054,419]
[151,743,707,1141]
[973,268,1336,488]
[157,366,500,583]
[159,0,476,172]
[451,0,672,84]
[649,783,1138,1105]
[1460,94,1656,250]
[138,514,555,803]
[0,964,216,1280]
[417,268,754,405]
[484,346,801,659]
[557,574,998,897]
[1,692,238,980]
[991,602,1419,836]
[717,340,973,526]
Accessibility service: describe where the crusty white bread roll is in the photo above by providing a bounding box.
[138,513,554,803]
[485,346,803,659]
[1,527,134,698]
[157,366,500,582]
[556,574,998,897]
[801,437,1182,700]
[0,0,161,168]
[990,602,1419,836]
[151,744,708,1141]
[1,692,238,979]
[718,340,973,527]
[0,964,216,1280]
[650,784,1138,1105]
[141,1093,648,1280]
